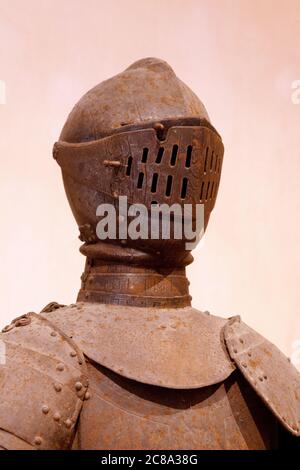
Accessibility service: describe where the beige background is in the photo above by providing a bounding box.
[0,0,299,368]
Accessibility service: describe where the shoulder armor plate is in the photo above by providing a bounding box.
[0,313,89,449]
[44,302,235,389]
[224,316,300,436]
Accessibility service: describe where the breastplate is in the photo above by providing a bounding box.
[74,361,277,450]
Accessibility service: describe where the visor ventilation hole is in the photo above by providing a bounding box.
[156,147,164,164]
[206,182,210,201]
[210,151,214,172]
[181,177,188,199]
[142,148,149,163]
[200,182,205,202]
[204,147,209,174]
[166,175,173,197]
[151,173,158,193]
[210,182,215,199]
[170,145,178,167]
[185,145,192,168]
[137,172,144,189]
[217,156,221,173]
[126,156,133,176]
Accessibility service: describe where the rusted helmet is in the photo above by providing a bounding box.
[54,58,224,253]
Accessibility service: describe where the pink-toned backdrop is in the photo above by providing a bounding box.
[0,0,299,368]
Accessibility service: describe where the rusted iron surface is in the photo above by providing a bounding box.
[0,58,299,450]
[0,313,88,449]
[60,58,210,143]
[224,316,300,436]
[54,59,224,256]
[44,303,236,389]
[74,362,277,450]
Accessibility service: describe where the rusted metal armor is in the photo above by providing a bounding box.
[0,58,299,449]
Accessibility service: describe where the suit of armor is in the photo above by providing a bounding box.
[0,58,299,450]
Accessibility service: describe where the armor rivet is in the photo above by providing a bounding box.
[248,352,252,357]
[242,363,247,368]
[51,331,57,337]
[259,376,264,381]
[53,412,61,421]
[239,338,244,344]
[54,383,62,392]
[233,348,238,353]
[42,405,49,414]
[75,382,83,391]
[34,436,42,445]
[263,374,267,379]
[70,351,77,357]
[65,419,72,429]
[85,391,91,400]
[57,363,64,371]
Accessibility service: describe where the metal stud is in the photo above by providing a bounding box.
[54,383,62,392]
[42,405,49,415]
[75,382,83,391]
[34,436,42,446]
[70,351,77,357]
[57,363,64,372]
[51,331,57,337]
[53,412,61,422]
[65,419,72,429]
[85,391,91,400]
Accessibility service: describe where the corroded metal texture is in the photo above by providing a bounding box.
[60,57,210,143]
[73,362,277,450]
[224,316,300,436]
[0,313,88,450]
[1,57,299,450]
[43,303,236,389]
[54,59,224,255]
[78,242,194,308]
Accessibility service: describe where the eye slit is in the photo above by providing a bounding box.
[151,173,158,193]
[181,177,188,199]
[156,147,164,164]
[166,175,173,197]
[200,182,205,202]
[210,151,214,172]
[185,145,192,168]
[137,172,144,189]
[142,148,149,163]
[170,145,178,166]
[126,156,133,176]
[205,181,210,201]
[204,147,209,174]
